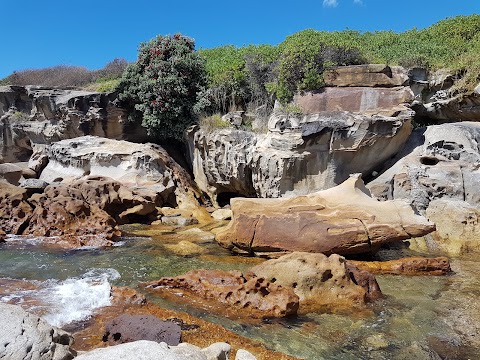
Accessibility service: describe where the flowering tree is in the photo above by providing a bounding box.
[117,34,206,140]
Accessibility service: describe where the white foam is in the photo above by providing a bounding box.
[38,268,120,327]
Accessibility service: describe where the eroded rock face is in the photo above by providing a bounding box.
[40,136,202,210]
[0,86,147,163]
[192,110,413,203]
[425,200,480,256]
[251,252,381,313]
[215,175,435,257]
[368,123,480,211]
[0,302,75,360]
[146,269,299,318]
[0,177,163,246]
[367,122,480,255]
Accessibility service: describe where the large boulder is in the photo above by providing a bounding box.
[146,269,299,318]
[40,136,203,210]
[0,302,75,360]
[323,64,409,88]
[191,110,413,204]
[0,86,147,163]
[251,252,381,313]
[215,175,435,257]
[294,87,413,116]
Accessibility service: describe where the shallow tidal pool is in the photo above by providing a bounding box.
[0,226,479,360]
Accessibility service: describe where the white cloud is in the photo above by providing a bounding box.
[323,0,338,7]
[353,0,363,5]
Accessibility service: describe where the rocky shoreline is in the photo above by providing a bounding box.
[1,64,480,359]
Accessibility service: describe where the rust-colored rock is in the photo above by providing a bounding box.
[347,257,452,276]
[0,176,164,246]
[215,175,436,257]
[294,87,413,115]
[251,252,381,313]
[146,269,299,318]
[0,182,34,235]
[323,64,409,87]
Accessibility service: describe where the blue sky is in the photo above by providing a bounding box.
[1,0,478,79]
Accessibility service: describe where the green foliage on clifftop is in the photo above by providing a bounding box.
[199,15,480,107]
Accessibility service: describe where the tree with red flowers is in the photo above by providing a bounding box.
[117,34,206,140]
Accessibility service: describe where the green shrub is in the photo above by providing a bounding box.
[117,34,207,140]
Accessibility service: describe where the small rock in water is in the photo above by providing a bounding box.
[364,334,389,350]
[103,314,181,346]
[164,240,207,256]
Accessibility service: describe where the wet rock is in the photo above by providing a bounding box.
[164,240,207,256]
[176,228,216,244]
[75,340,181,360]
[251,252,381,313]
[323,64,409,88]
[235,349,257,360]
[344,263,383,302]
[103,314,181,346]
[21,167,37,179]
[0,302,75,360]
[0,163,23,185]
[347,257,451,275]
[28,147,49,174]
[215,175,435,257]
[146,269,299,318]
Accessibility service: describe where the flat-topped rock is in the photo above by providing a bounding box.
[215,175,435,257]
[323,64,409,87]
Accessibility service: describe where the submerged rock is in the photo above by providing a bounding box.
[146,269,299,318]
[347,257,451,276]
[252,252,381,313]
[215,175,435,257]
[0,302,75,360]
[103,314,181,346]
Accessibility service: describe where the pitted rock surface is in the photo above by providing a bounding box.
[147,269,299,318]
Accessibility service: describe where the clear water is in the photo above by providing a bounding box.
[0,227,479,360]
